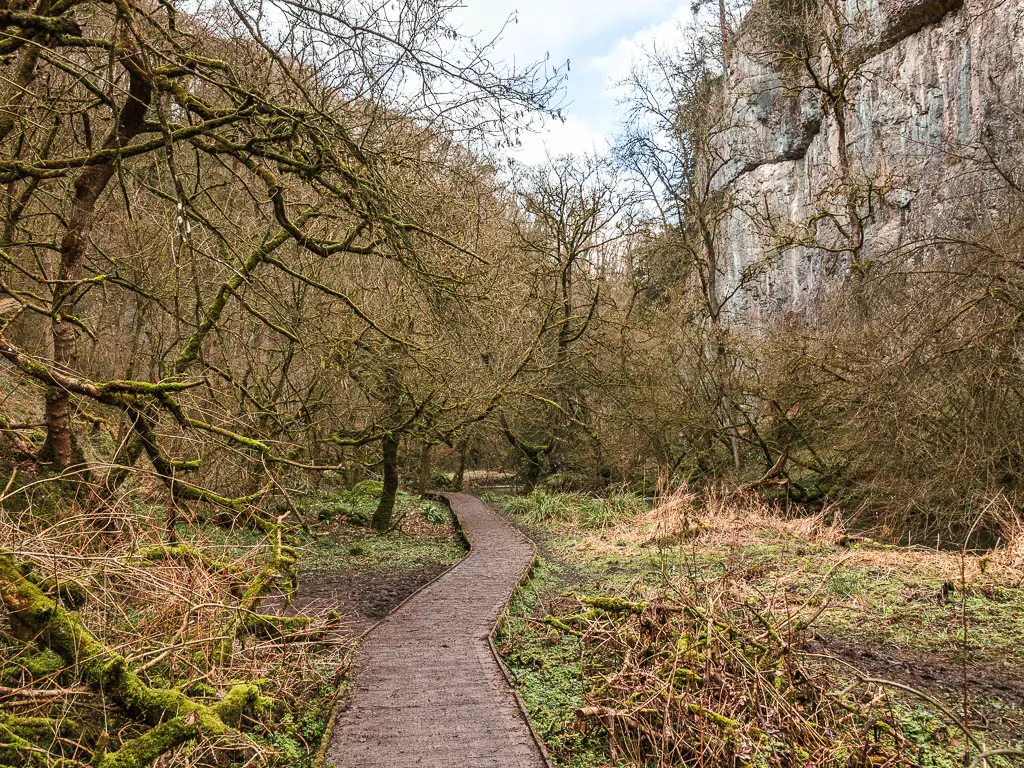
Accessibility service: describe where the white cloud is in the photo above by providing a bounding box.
[454,0,678,65]
[589,5,696,85]
[453,0,694,165]
[512,113,608,165]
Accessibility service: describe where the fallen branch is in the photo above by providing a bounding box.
[0,552,276,767]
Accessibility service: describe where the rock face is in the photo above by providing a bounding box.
[715,0,1023,320]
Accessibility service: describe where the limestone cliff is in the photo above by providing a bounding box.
[715,0,1023,319]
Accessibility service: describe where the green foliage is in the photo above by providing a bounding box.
[428,469,457,491]
[258,700,332,768]
[228,654,341,768]
[894,705,968,768]
[496,559,612,768]
[300,529,465,573]
[501,490,647,529]
[420,500,452,526]
[297,490,463,573]
[300,481,384,526]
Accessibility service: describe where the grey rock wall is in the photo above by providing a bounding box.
[715,0,1023,321]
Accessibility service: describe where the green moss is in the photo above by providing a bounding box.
[94,715,206,768]
[240,612,314,639]
[21,647,64,678]
[0,714,82,743]
[686,703,738,730]
[135,543,241,574]
[0,554,280,766]
[38,575,88,608]
[578,595,647,614]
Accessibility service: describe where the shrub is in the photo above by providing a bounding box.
[428,469,457,491]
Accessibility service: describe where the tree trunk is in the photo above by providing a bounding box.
[41,62,153,467]
[417,442,431,495]
[523,451,543,492]
[454,439,467,491]
[372,434,400,533]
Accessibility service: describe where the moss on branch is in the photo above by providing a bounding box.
[92,683,260,768]
[133,544,241,575]
[239,612,315,639]
[0,552,285,767]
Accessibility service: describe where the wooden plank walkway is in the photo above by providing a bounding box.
[324,492,546,768]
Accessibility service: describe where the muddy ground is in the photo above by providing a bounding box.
[262,499,466,638]
[283,564,452,637]
[808,634,1024,732]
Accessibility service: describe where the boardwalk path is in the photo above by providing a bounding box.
[325,492,547,768]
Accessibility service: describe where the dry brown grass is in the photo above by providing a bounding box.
[531,487,1024,768]
[567,589,933,768]
[574,486,1024,585]
[576,485,843,554]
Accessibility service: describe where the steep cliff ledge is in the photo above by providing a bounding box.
[715,0,1023,319]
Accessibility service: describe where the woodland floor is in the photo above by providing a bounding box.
[492,490,1024,768]
[515,515,1024,714]
[6,480,1021,768]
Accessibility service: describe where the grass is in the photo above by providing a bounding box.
[496,488,1024,768]
[495,558,611,768]
[500,489,648,530]
[506,488,1024,665]
[186,481,465,576]
[296,484,465,573]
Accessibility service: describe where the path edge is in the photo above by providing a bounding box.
[436,492,557,768]
[313,494,471,768]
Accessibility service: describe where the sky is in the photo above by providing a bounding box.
[452,0,693,165]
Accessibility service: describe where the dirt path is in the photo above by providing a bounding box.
[324,492,546,768]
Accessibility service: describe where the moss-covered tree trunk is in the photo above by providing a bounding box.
[0,553,266,768]
[372,433,400,533]
[417,441,431,495]
[454,439,467,491]
[41,64,153,468]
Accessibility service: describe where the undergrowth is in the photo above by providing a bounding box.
[496,558,611,768]
[497,488,1024,768]
[500,490,647,529]
[0,476,461,768]
[297,484,463,572]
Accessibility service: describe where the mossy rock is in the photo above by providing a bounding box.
[349,479,383,499]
